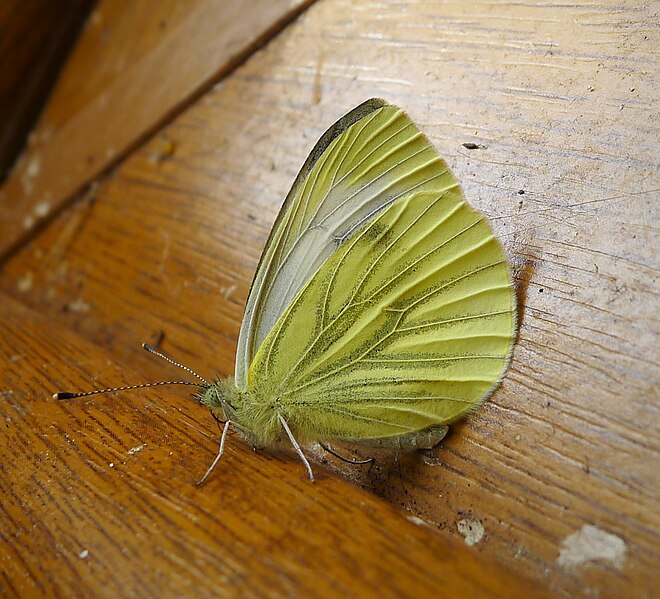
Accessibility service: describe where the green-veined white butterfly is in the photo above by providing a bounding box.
[56,99,517,483]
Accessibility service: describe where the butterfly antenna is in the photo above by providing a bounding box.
[53,380,203,400]
[142,343,209,385]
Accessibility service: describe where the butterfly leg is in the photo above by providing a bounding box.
[278,414,315,482]
[196,420,231,486]
[320,443,374,465]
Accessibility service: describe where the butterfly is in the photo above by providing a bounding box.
[56,99,517,483]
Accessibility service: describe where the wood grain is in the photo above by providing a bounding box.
[0,0,313,258]
[0,293,551,598]
[0,0,657,597]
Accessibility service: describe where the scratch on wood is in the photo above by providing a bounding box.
[311,51,323,105]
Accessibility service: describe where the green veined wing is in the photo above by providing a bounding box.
[245,103,516,442]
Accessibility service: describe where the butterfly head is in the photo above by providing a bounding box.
[197,378,242,420]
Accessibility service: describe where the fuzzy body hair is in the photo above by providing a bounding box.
[199,378,297,448]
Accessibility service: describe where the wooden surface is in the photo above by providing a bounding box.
[0,0,312,257]
[0,293,550,598]
[0,0,93,180]
[0,0,658,597]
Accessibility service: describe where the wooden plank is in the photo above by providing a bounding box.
[26,1,211,132]
[0,0,93,180]
[0,293,551,598]
[0,0,657,597]
[0,0,313,258]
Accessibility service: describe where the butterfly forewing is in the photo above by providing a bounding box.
[246,104,516,441]
[236,100,451,387]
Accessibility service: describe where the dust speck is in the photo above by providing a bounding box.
[25,156,41,179]
[128,443,146,455]
[307,442,324,459]
[558,525,627,570]
[458,518,485,546]
[17,272,34,293]
[79,549,90,559]
[221,284,237,300]
[420,451,442,466]
[34,200,51,218]
[407,515,433,529]
[65,298,91,313]
[149,134,176,163]
[21,155,41,196]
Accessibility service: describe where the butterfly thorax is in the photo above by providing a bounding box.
[198,378,284,447]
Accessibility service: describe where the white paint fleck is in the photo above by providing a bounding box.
[457,519,485,546]
[17,272,34,293]
[79,549,90,559]
[109,463,114,468]
[558,525,627,570]
[128,444,146,455]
